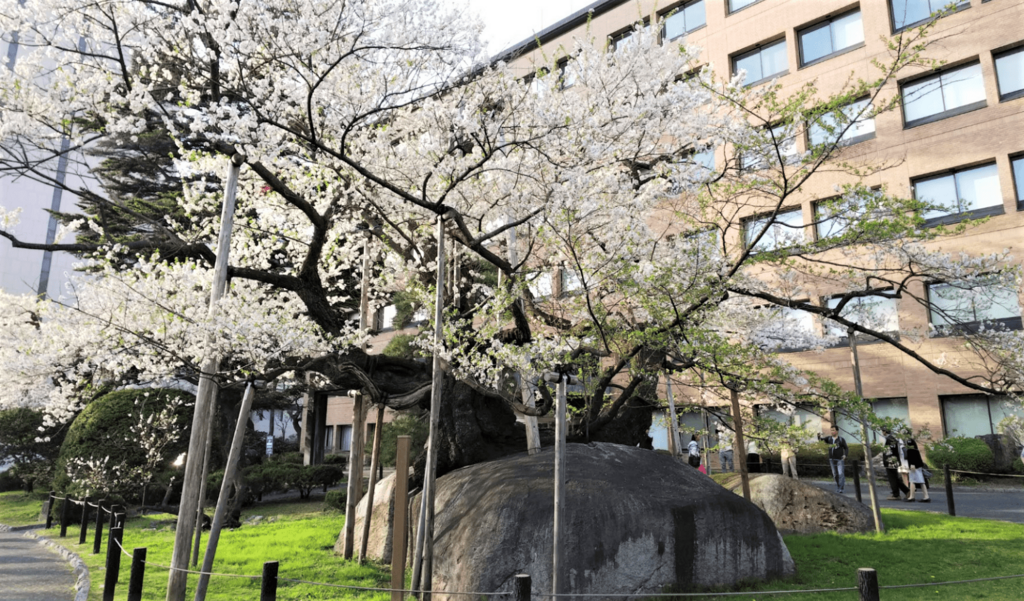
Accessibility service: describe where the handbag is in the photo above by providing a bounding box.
[923,468,933,479]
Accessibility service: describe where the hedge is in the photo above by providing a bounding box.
[926,437,995,473]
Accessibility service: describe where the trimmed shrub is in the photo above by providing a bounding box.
[323,454,348,467]
[927,437,995,473]
[55,389,194,501]
[325,489,347,511]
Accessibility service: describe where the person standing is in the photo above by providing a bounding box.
[882,427,909,500]
[687,435,701,468]
[746,439,762,474]
[719,442,734,472]
[780,436,798,479]
[903,434,930,502]
[819,425,848,494]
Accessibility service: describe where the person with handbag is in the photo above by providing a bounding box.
[687,435,701,468]
[881,427,909,500]
[903,433,930,502]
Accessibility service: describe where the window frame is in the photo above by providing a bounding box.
[900,61,987,129]
[731,38,789,87]
[556,57,578,90]
[806,97,876,149]
[609,19,651,53]
[912,162,1004,227]
[939,394,1023,438]
[821,291,901,344]
[889,0,970,34]
[659,0,707,41]
[925,279,1023,335]
[1011,154,1024,211]
[994,46,1024,102]
[740,123,799,171]
[797,8,866,68]
[743,206,805,253]
[728,0,766,15]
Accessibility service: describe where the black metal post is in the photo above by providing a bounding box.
[93,500,106,554]
[944,464,956,517]
[103,526,124,601]
[852,460,862,503]
[79,497,90,544]
[45,491,55,529]
[261,561,279,601]
[108,502,117,529]
[513,574,531,601]
[59,496,70,537]
[127,547,147,601]
[115,505,126,529]
[857,568,879,601]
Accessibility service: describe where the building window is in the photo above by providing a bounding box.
[609,21,650,53]
[325,425,334,452]
[728,0,762,14]
[994,46,1024,102]
[560,268,582,295]
[740,124,798,170]
[732,39,788,86]
[661,0,706,41]
[807,98,875,148]
[942,394,1024,438]
[752,304,816,352]
[557,58,577,90]
[1013,156,1024,210]
[890,0,969,32]
[814,191,876,240]
[836,398,910,443]
[338,425,353,452]
[823,293,900,338]
[744,207,804,252]
[527,271,553,298]
[798,9,864,67]
[914,163,1002,225]
[927,279,1022,333]
[901,62,986,128]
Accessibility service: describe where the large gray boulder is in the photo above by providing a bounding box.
[725,474,875,535]
[399,442,793,600]
[335,470,404,559]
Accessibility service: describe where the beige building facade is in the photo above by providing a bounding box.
[499,0,1024,443]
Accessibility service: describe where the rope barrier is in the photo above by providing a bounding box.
[113,539,259,579]
[948,469,1024,479]
[535,588,861,597]
[277,577,512,596]
[880,573,1024,588]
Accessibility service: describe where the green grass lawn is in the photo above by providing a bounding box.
[39,498,391,601]
[0,490,48,527]
[677,509,1024,600]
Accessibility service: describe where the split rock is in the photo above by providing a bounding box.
[726,474,875,535]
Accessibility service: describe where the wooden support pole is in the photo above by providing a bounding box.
[506,218,540,455]
[513,574,532,601]
[260,561,279,601]
[167,154,245,601]
[93,501,105,554]
[79,496,90,545]
[944,464,956,516]
[852,460,862,503]
[127,548,147,601]
[45,491,55,529]
[192,391,220,568]
[664,372,680,458]
[343,390,367,559]
[729,388,751,502]
[857,568,879,601]
[360,403,386,563]
[390,436,411,601]
[552,374,567,600]
[103,526,123,601]
[848,331,884,534]
[195,382,258,601]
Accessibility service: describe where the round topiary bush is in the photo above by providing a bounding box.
[54,388,194,501]
[927,436,995,473]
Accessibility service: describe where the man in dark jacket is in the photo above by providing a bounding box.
[819,425,848,493]
[882,428,909,500]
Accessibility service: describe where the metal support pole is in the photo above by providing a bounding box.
[93,501,105,554]
[857,568,880,601]
[167,154,245,601]
[944,464,956,516]
[360,403,386,563]
[664,372,680,458]
[103,527,123,601]
[194,382,258,601]
[390,436,411,601]
[260,561,279,601]
[729,388,751,502]
[848,331,884,534]
[852,460,862,503]
[79,496,90,545]
[127,548,147,601]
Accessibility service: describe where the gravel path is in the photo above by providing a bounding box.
[0,529,77,601]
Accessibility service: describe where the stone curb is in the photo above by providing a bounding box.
[5,524,91,601]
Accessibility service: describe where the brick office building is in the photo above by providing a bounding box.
[492,0,1024,444]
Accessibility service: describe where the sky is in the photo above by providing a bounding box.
[465,0,587,58]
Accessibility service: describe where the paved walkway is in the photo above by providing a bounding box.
[810,480,1024,524]
[0,529,77,601]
